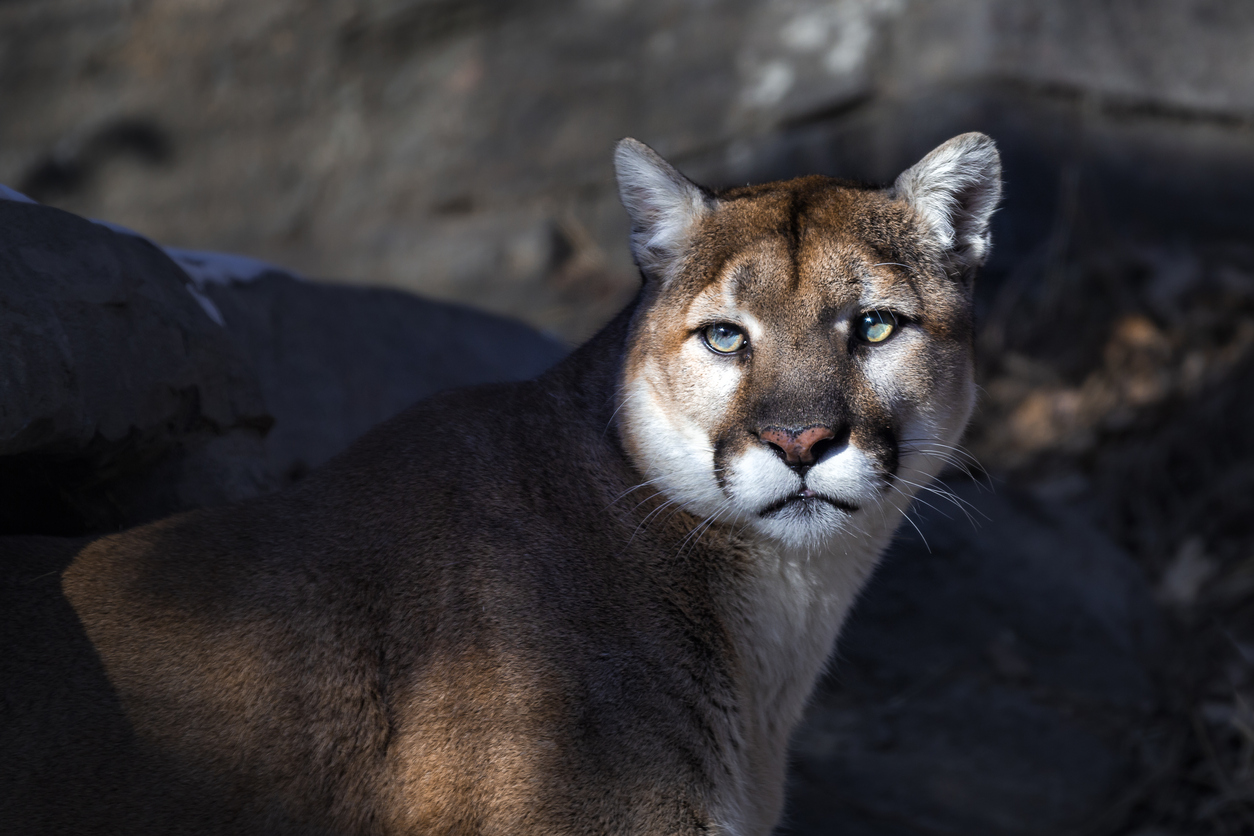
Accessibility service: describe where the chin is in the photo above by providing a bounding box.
[751,497,859,551]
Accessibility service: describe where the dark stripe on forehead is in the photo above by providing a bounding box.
[786,189,802,294]
[899,267,924,309]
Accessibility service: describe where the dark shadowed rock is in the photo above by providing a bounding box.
[201,272,568,486]
[0,201,268,457]
[784,479,1164,835]
[0,199,567,534]
[0,199,273,534]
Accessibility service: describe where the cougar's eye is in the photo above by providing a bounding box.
[855,311,899,344]
[703,322,748,354]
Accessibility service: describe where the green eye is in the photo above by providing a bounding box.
[856,311,899,344]
[703,322,747,354]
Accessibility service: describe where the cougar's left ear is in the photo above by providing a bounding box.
[614,138,714,283]
[891,132,1002,279]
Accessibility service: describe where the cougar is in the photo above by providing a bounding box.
[1,133,1000,835]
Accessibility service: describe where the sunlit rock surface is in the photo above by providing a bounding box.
[3,0,1252,340]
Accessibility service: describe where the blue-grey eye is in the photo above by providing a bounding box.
[856,311,899,344]
[703,322,747,354]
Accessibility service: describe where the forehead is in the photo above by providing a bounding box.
[682,177,932,317]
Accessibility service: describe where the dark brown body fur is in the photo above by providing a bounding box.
[2,306,748,835]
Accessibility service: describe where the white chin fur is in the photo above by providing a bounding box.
[749,501,854,550]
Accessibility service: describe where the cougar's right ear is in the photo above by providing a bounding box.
[891,132,1002,281]
[614,138,714,283]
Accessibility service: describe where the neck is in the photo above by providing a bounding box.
[536,290,642,435]
[715,495,912,835]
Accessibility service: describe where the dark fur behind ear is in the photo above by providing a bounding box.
[891,133,1002,278]
[614,139,713,282]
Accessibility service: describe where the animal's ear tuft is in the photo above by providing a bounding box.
[614,138,713,282]
[891,132,1002,278]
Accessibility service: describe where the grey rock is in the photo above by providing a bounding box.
[0,199,273,534]
[202,271,568,485]
[0,198,567,534]
[2,1,1252,340]
[784,479,1164,835]
[0,200,267,455]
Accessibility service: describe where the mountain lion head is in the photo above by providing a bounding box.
[614,134,1000,550]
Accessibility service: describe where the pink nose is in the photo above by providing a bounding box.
[758,426,836,466]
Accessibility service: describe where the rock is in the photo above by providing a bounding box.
[201,271,568,486]
[3,1,1253,340]
[783,478,1164,835]
[0,200,268,456]
[0,199,273,535]
[0,198,567,535]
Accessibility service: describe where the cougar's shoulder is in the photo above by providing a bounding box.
[53,306,746,835]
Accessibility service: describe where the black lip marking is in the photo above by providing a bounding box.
[759,491,859,518]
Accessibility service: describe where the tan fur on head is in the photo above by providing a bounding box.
[616,136,997,553]
[2,134,1000,836]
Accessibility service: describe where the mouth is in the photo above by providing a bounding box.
[758,488,859,518]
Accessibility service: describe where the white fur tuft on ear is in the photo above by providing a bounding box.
[892,132,1002,276]
[614,138,713,282]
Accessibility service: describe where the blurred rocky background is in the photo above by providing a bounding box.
[3,0,1254,833]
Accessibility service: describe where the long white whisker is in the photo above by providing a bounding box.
[626,489,666,516]
[901,446,976,474]
[677,499,733,557]
[899,440,994,491]
[894,474,985,527]
[603,476,670,510]
[628,497,682,544]
[896,505,932,554]
[886,481,954,522]
[601,382,634,438]
[917,485,983,527]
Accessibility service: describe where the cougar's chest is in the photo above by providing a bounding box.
[710,534,890,835]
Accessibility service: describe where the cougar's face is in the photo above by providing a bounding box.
[617,176,980,550]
